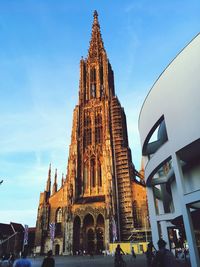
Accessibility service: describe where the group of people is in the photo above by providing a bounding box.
[0,250,55,267]
[145,239,179,267]
[1,239,180,267]
[114,238,179,267]
[0,253,15,267]
[0,252,31,267]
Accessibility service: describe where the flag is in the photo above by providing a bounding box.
[23,225,29,246]
[112,217,117,242]
[49,222,55,242]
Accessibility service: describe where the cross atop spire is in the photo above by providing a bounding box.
[88,10,106,61]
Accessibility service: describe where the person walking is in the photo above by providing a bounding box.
[131,247,136,260]
[115,244,126,267]
[41,250,55,267]
[145,242,154,267]
[13,251,31,267]
[152,239,179,267]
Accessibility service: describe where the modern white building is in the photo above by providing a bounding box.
[138,33,200,267]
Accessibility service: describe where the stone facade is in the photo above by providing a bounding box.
[35,11,149,255]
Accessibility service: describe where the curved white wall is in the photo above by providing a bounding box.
[139,33,200,173]
[138,33,200,267]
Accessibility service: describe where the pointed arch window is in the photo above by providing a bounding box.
[100,67,103,85]
[97,162,102,187]
[56,208,62,223]
[55,208,62,235]
[100,67,104,97]
[90,68,96,98]
[84,163,88,192]
[90,67,96,83]
[84,116,92,148]
[95,114,103,144]
[85,116,91,127]
[91,158,96,188]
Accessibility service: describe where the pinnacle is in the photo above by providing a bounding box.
[93,10,98,19]
[92,9,100,28]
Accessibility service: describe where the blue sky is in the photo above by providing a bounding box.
[0,0,199,227]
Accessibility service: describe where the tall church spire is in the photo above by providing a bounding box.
[79,11,114,104]
[88,10,106,61]
[46,163,51,193]
[52,168,57,194]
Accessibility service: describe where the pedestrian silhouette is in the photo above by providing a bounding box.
[131,247,136,260]
[41,250,55,267]
[145,242,154,266]
[152,239,179,267]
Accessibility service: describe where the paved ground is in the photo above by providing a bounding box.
[30,254,190,267]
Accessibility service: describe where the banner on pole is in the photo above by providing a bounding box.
[23,224,29,246]
[112,217,117,242]
[49,222,55,242]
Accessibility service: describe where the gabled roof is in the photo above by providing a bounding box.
[10,222,24,232]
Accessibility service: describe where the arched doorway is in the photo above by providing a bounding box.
[55,244,60,255]
[83,214,95,254]
[73,216,81,254]
[87,228,95,253]
[96,228,104,253]
[96,214,105,254]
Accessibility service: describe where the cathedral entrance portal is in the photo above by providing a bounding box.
[55,244,60,255]
[96,214,105,254]
[73,216,81,254]
[81,213,105,254]
[96,228,104,253]
[83,214,94,254]
[87,228,95,253]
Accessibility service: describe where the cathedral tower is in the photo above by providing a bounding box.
[35,11,148,255]
[65,10,135,253]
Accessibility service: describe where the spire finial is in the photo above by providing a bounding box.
[93,10,98,19]
[92,10,99,27]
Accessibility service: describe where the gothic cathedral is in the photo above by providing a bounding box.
[35,11,148,255]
